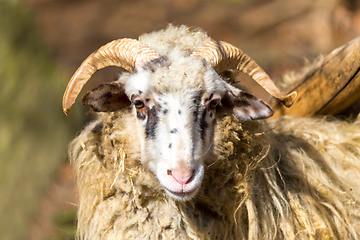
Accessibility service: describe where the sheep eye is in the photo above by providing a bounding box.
[209,99,220,110]
[134,100,145,110]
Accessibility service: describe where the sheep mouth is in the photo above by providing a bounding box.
[164,187,199,201]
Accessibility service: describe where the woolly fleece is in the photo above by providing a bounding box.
[70,111,360,239]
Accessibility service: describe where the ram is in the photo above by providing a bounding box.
[63,25,360,239]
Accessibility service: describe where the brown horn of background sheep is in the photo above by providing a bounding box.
[191,41,297,108]
[62,38,161,115]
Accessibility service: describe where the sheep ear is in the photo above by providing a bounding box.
[81,83,130,112]
[221,88,273,121]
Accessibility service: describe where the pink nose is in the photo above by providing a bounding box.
[169,167,194,185]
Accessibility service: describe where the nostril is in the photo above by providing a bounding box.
[171,167,194,185]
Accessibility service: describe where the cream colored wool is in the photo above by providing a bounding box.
[139,24,212,56]
[70,109,360,239]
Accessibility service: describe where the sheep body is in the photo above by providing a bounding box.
[68,25,360,239]
[71,110,360,239]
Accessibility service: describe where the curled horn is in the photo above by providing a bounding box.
[62,38,161,115]
[191,41,297,108]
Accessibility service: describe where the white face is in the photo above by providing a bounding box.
[129,89,222,201]
[82,64,273,201]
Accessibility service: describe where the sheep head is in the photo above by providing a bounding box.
[63,35,296,201]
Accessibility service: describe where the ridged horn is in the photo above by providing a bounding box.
[191,41,297,108]
[62,38,161,115]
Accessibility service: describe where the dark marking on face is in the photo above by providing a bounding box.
[130,94,139,101]
[193,97,200,104]
[205,93,213,102]
[136,110,146,121]
[145,104,160,139]
[192,92,203,104]
[146,98,151,102]
[199,106,208,140]
[170,128,178,134]
[163,109,168,115]
[169,143,173,149]
[139,90,143,94]
[193,106,199,121]
[191,92,203,121]
[178,109,182,115]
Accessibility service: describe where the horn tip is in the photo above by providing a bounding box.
[280,91,297,108]
[63,106,71,116]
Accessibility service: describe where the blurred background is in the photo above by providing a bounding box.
[1,0,360,239]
